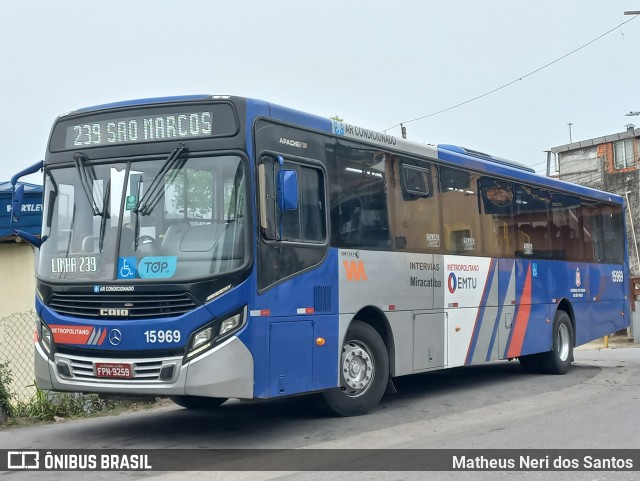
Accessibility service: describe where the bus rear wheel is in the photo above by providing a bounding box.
[170,395,227,410]
[519,310,573,374]
[321,320,389,417]
[543,310,574,374]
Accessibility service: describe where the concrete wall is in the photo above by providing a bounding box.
[0,242,36,318]
[558,147,603,188]
[0,241,37,400]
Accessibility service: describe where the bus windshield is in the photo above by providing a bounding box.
[38,154,247,283]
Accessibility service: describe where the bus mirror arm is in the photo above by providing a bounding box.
[11,160,44,247]
[10,160,43,187]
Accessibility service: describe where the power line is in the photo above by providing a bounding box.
[383,15,639,133]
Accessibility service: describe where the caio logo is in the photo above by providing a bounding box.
[100,308,129,317]
[343,260,368,281]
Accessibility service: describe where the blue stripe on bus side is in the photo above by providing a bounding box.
[465,259,496,365]
[486,259,515,361]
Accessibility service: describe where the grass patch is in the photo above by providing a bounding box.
[0,361,153,426]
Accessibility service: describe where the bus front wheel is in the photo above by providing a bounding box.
[170,395,227,410]
[321,320,389,417]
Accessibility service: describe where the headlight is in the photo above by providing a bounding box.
[192,327,214,350]
[39,320,53,356]
[219,313,242,336]
[185,308,246,362]
[185,326,213,360]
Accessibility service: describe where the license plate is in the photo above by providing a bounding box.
[95,362,133,379]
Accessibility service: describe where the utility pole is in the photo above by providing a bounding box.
[567,123,573,143]
[400,123,407,139]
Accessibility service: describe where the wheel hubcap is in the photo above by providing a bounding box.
[341,341,375,397]
[557,323,570,362]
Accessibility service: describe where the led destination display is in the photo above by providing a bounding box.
[49,102,238,151]
[66,111,213,148]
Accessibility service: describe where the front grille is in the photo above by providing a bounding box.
[67,358,164,380]
[48,292,198,320]
[56,353,180,383]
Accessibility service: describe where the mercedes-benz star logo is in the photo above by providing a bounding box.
[108,329,122,346]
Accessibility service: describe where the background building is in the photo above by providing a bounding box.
[550,124,640,274]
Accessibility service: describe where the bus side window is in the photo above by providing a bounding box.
[515,184,552,259]
[389,158,441,252]
[258,155,326,243]
[332,146,390,250]
[551,193,583,261]
[439,166,481,256]
[584,202,624,264]
[478,177,515,257]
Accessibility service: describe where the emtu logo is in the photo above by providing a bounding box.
[448,272,457,293]
[343,260,368,281]
[448,273,477,293]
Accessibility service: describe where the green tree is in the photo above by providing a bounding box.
[0,361,13,421]
[168,169,213,219]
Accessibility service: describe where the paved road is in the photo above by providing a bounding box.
[1,346,639,480]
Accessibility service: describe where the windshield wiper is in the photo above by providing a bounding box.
[133,177,142,250]
[98,179,111,252]
[73,152,102,216]
[134,143,188,216]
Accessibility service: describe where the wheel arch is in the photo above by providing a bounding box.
[350,306,396,376]
[555,298,576,346]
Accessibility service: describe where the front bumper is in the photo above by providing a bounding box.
[35,335,254,399]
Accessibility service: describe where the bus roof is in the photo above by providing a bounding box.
[58,94,624,206]
[68,94,213,115]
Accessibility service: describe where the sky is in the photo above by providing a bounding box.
[1,0,639,184]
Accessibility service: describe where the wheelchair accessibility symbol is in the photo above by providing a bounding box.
[117,257,137,279]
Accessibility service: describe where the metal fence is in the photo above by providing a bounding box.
[0,310,37,401]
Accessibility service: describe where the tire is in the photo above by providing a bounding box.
[321,320,389,417]
[170,395,227,410]
[542,310,574,374]
[519,310,573,375]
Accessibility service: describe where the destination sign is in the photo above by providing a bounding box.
[49,102,238,151]
[66,111,212,148]
[51,254,99,274]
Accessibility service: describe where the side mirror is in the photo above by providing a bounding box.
[11,160,44,247]
[277,170,298,211]
[11,184,25,222]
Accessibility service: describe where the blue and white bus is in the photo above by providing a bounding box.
[11,95,630,416]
